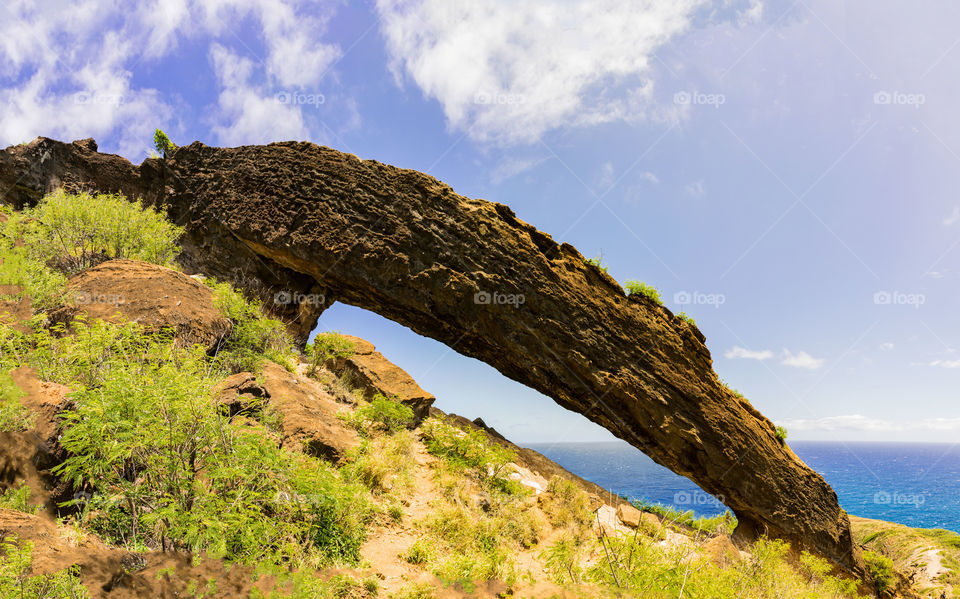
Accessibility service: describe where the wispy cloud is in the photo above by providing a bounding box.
[778,415,899,432]
[779,415,960,433]
[639,171,660,184]
[929,359,960,369]
[879,342,894,351]
[780,349,824,370]
[685,181,705,197]
[724,346,823,369]
[944,206,960,226]
[724,346,774,360]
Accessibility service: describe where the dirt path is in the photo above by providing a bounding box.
[359,442,443,592]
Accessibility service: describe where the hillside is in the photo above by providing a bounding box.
[0,142,946,598]
[0,136,860,574]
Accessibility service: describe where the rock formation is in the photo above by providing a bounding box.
[57,259,231,351]
[327,335,435,424]
[0,137,862,574]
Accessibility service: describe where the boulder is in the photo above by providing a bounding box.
[702,534,741,566]
[215,371,269,417]
[617,503,643,528]
[257,361,359,463]
[56,259,231,351]
[326,335,435,423]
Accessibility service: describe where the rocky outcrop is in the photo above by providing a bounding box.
[256,361,359,463]
[327,335,435,424]
[57,259,231,351]
[616,503,643,528]
[0,137,861,574]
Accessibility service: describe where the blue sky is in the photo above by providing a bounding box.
[2,0,959,443]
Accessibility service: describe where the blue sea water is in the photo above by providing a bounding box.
[527,441,960,533]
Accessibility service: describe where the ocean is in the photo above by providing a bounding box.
[527,441,960,533]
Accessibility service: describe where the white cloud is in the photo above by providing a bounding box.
[0,0,340,155]
[209,44,309,146]
[778,414,899,432]
[639,171,660,184]
[780,349,824,370]
[724,346,774,360]
[929,359,960,369]
[879,342,894,351]
[735,0,763,25]
[944,206,960,226]
[685,181,705,197]
[376,0,708,144]
[779,415,960,433]
[490,155,550,184]
[597,162,615,189]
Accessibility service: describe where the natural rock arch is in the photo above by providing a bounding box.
[0,137,862,575]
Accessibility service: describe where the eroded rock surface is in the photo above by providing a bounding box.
[327,334,435,424]
[57,259,231,351]
[0,137,861,574]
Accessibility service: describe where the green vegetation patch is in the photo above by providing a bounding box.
[632,499,737,536]
[306,331,356,377]
[207,280,297,374]
[19,316,370,567]
[0,539,89,598]
[623,280,662,304]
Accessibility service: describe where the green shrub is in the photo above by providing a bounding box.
[0,539,89,598]
[0,238,67,310]
[623,280,662,304]
[721,380,745,399]
[306,332,355,376]
[586,255,609,274]
[253,570,376,599]
[543,476,592,531]
[208,281,296,373]
[343,430,415,496]
[0,319,32,431]
[44,318,368,566]
[632,499,737,535]
[863,550,895,592]
[541,534,585,584]
[11,189,183,275]
[403,538,435,565]
[0,369,31,432]
[154,129,177,158]
[775,425,788,444]
[0,484,41,514]
[677,311,696,326]
[391,583,435,599]
[344,394,414,437]
[588,535,864,598]
[420,417,516,489]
